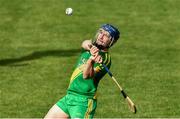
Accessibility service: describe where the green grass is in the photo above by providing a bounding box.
[0,0,180,118]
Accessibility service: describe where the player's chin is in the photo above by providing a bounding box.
[96,41,105,46]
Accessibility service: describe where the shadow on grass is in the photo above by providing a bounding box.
[0,49,81,66]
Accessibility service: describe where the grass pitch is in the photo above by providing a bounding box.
[0,0,180,118]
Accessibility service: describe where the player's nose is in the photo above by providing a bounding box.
[99,34,104,40]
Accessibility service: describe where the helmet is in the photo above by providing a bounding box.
[101,24,120,42]
[93,24,120,49]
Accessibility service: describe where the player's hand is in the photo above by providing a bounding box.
[94,54,103,63]
[90,53,102,64]
[89,45,99,56]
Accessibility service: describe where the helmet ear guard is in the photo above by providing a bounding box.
[108,37,115,47]
[108,34,119,48]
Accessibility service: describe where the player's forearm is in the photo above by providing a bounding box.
[83,59,94,79]
[81,40,92,51]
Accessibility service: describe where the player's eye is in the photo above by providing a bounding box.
[98,29,111,39]
[105,34,110,38]
[104,32,111,38]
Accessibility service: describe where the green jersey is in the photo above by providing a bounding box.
[67,49,111,99]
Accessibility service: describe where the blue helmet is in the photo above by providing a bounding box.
[93,24,120,49]
[101,24,120,42]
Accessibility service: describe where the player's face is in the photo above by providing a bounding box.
[95,29,112,48]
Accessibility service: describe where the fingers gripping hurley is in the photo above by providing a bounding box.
[102,64,137,113]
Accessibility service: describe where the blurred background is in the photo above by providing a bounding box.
[0,0,180,118]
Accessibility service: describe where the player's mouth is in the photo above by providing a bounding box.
[96,39,105,45]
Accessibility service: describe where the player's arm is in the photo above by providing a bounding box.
[83,58,94,79]
[83,47,102,79]
[81,40,93,51]
[81,40,95,79]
